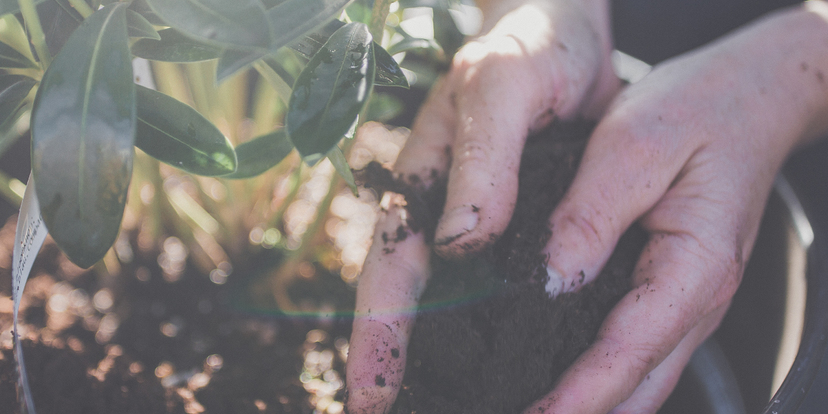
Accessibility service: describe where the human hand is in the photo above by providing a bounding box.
[526,3,828,413]
[345,0,618,412]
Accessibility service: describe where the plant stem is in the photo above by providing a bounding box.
[369,0,395,44]
[17,0,51,69]
[67,0,94,18]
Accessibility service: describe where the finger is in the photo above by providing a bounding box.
[347,80,457,414]
[433,38,545,257]
[608,306,728,414]
[524,227,742,414]
[393,76,456,185]
[346,202,431,414]
[542,108,692,295]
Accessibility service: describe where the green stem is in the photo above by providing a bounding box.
[369,0,395,44]
[17,0,51,69]
[68,0,94,18]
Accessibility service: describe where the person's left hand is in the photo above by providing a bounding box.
[526,3,828,413]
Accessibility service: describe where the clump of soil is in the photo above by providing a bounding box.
[369,121,648,414]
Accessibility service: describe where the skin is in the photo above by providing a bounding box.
[346,1,828,413]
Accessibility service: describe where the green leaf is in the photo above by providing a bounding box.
[132,29,223,62]
[373,43,408,88]
[126,9,160,40]
[267,0,354,51]
[0,0,47,17]
[215,48,264,82]
[0,75,36,126]
[0,41,38,69]
[222,129,294,179]
[135,85,237,176]
[290,19,406,88]
[213,0,353,82]
[290,19,342,60]
[145,0,271,49]
[327,145,357,196]
[128,0,165,25]
[39,0,83,57]
[287,22,375,160]
[31,3,135,269]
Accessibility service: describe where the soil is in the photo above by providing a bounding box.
[0,219,355,414]
[0,120,646,414]
[369,120,648,414]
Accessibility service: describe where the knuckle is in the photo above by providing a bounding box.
[674,233,745,309]
[553,202,615,255]
[452,139,494,172]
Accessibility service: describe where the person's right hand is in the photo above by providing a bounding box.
[345,0,619,412]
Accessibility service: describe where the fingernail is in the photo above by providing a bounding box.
[545,266,567,298]
[434,205,479,245]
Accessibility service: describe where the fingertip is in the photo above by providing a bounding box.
[432,203,505,259]
[346,320,407,414]
[433,205,479,245]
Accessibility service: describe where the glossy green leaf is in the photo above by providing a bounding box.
[145,0,271,49]
[267,0,353,51]
[39,0,83,57]
[126,9,159,40]
[290,19,341,60]
[0,75,35,127]
[132,29,223,62]
[222,129,293,179]
[215,48,264,82]
[291,19,406,88]
[0,41,38,68]
[373,44,408,88]
[327,146,357,196]
[128,0,165,25]
[261,0,290,9]
[31,3,135,269]
[0,0,47,16]
[213,1,352,82]
[287,22,375,160]
[135,85,237,176]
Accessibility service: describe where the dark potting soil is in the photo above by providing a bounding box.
[366,121,648,414]
[0,220,355,414]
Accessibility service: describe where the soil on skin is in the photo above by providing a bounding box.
[0,121,645,414]
[368,121,648,414]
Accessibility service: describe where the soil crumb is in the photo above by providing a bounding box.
[383,121,648,414]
